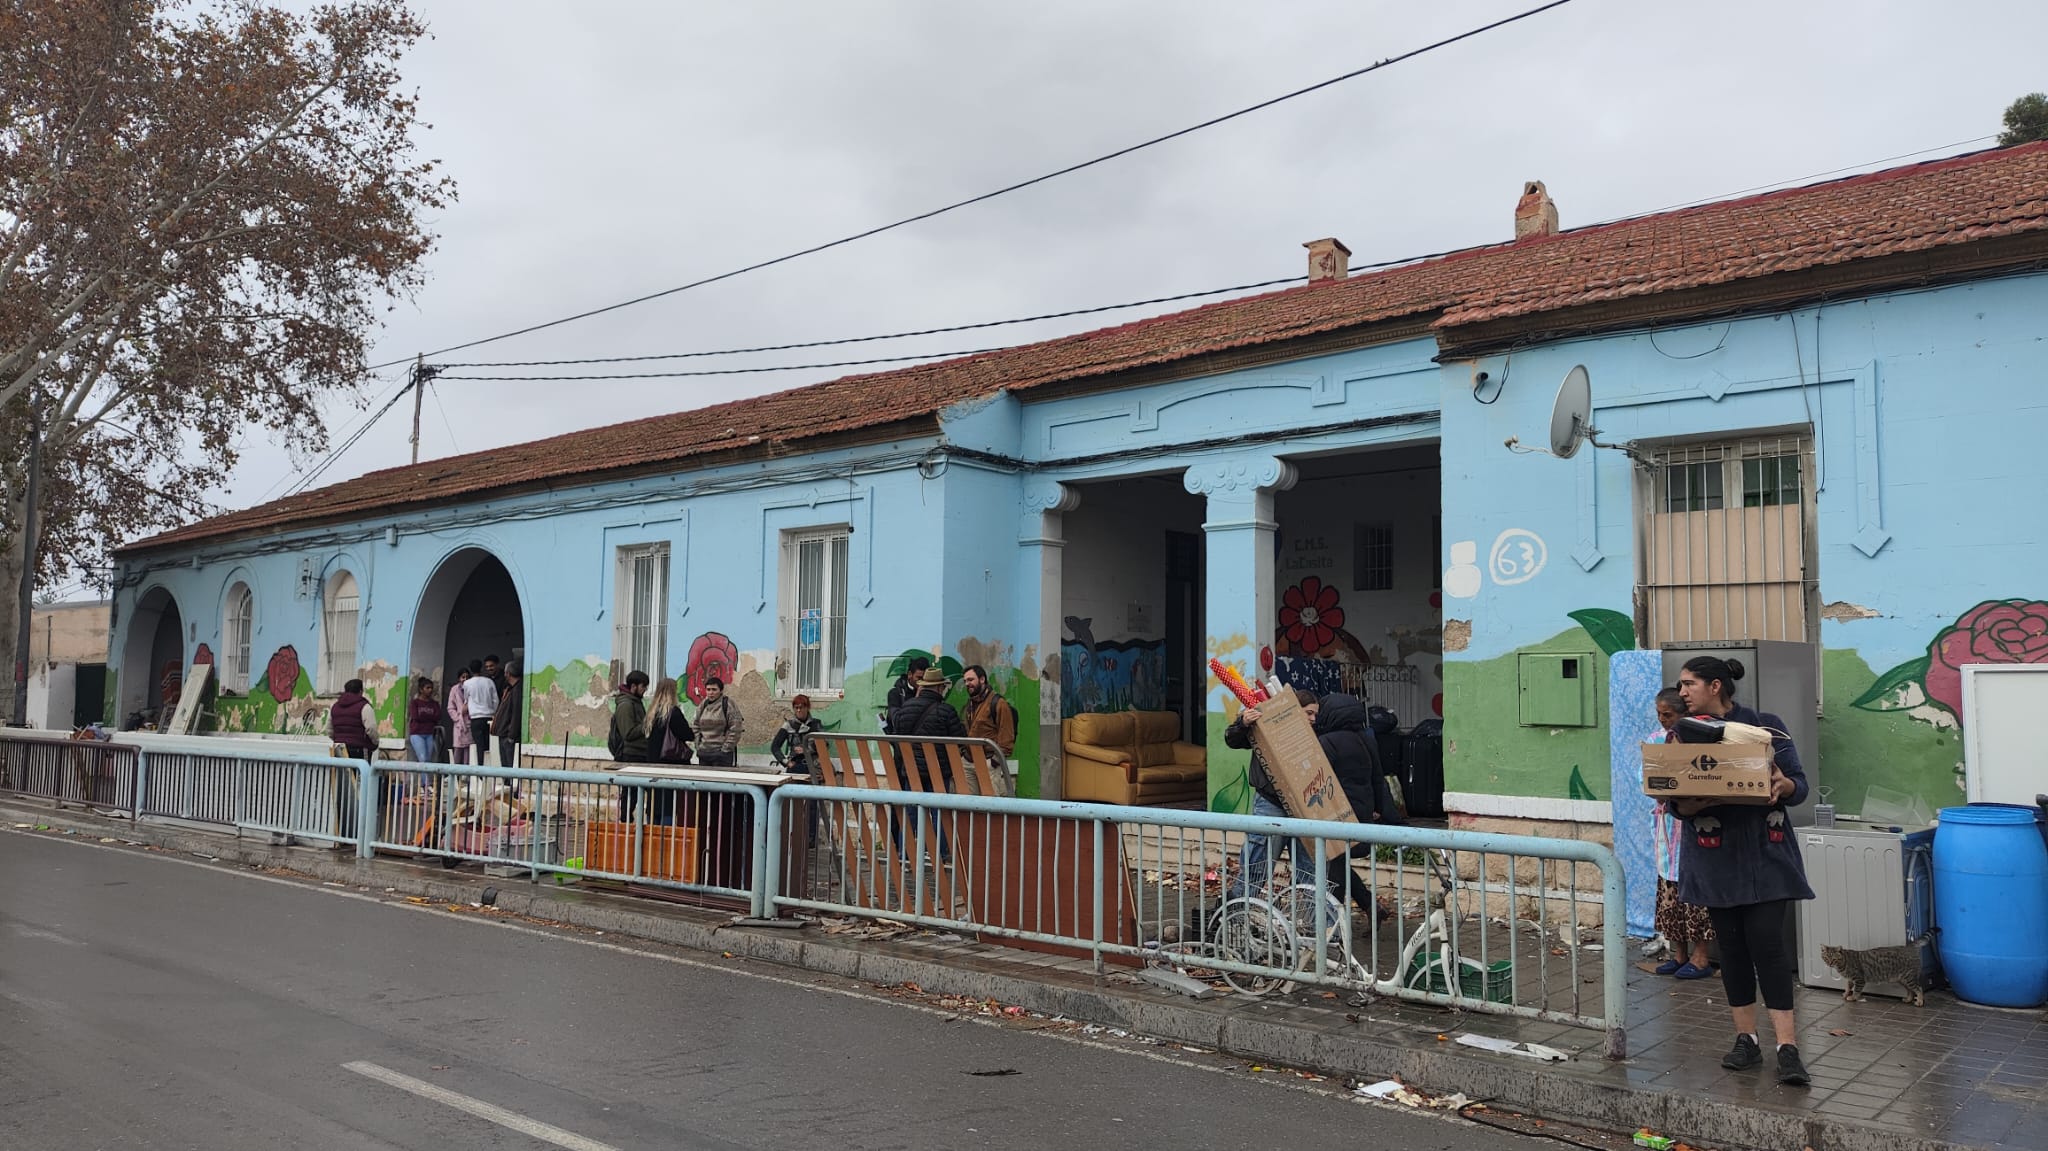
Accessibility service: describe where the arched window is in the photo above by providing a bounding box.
[321,570,360,693]
[223,582,255,692]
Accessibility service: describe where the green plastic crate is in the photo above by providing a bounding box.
[1404,950,1514,1004]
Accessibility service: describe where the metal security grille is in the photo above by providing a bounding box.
[224,583,254,692]
[614,544,670,682]
[783,528,849,693]
[321,572,359,693]
[1634,433,1818,647]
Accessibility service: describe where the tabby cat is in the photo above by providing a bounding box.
[1819,941,1928,1006]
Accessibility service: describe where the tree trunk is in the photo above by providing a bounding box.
[0,513,27,727]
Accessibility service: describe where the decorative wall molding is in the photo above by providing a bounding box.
[1573,449,1604,572]
[755,486,874,613]
[1182,454,1299,497]
[1022,479,1081,514]
[1602,361,1888,558]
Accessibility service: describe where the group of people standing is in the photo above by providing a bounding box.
[389,654,524,767]
[325,656,522,767]
[606,670,748,770]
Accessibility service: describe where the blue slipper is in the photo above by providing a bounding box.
[1654,960,1684,975]
[1673,963,1714,980]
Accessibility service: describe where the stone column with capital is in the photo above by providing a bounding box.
[1184,454,1296,812]
[1018,479,1079,799]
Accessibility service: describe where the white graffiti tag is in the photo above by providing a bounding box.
[1488,529,1548,586]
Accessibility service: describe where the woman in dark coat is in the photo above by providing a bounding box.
[1312,693,1402,921]
[1673,655,1814,1087]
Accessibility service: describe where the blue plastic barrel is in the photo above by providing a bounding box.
[1933,804,2048,1008]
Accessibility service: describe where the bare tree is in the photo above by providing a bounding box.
[2,0,453,722]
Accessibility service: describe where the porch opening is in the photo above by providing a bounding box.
[1057,473,1207,807]
[410,549,525,685]
[1272,442,1444,820]
[118,586,185,727]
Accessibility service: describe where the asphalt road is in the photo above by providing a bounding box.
[0,829,1551,1150]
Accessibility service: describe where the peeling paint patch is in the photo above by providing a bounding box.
[1444,620,1472,653]
[1822,601,1882,622]
[954,636,1011,673]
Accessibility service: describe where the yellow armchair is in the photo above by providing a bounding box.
[1061,710,1206,806]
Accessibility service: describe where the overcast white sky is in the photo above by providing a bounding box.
[217,0,2048,515]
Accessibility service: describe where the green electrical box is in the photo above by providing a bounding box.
[1517,652,1594,727]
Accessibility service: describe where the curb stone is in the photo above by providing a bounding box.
[1,804,1969,1151]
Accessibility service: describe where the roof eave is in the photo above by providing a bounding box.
[113,413,947,559]
[1433,230,2048,359]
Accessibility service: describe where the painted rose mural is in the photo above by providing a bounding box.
[1854,598,2048,717]
[685,631,739,705]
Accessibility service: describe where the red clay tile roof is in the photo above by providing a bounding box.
[125,142,2048,554]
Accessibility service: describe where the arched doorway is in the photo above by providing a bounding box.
[118,586,185,726]
[410,548,525,685]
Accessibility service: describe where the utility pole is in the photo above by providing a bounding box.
[409,354,424,466]
[11,404,41,727]
[408,355,441,466]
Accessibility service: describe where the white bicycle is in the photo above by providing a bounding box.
[1163,846,1483,1001]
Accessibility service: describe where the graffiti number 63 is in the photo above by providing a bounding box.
[1489,530,1548,586]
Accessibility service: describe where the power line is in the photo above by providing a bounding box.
[280,378,416,497]
[438,347,1011,382]
[438,275,1309,368]
[360,0,1578,372]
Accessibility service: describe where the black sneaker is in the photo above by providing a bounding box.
[1776,1044,1811,1087]
[1721,1033,1762,1070]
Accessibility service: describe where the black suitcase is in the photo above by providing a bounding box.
[1403,718,1446,818]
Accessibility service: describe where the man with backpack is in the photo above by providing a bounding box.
[610,670,650,820]
[960,665,1017,760]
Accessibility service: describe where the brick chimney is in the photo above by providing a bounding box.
[1304,237,1351,282]
[1514,181,1558,240]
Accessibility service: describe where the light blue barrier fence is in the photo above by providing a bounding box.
[0,731,1626,1057]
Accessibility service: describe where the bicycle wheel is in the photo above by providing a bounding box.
[1210,896,1300,996]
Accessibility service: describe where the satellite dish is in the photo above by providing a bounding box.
[1501,363,1643,461]
[1551,365,1593,458]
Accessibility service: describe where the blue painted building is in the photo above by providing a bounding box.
[109,144,2048,838]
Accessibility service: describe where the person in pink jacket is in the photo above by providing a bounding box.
[446,667,473,764]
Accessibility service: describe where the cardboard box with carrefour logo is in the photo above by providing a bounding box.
[1641,743,1775,804]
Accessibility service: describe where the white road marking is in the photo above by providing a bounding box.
[7,828,1441,1118]
[342,1061,619,1151]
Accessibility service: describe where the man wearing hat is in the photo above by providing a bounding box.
[888,665,965,788]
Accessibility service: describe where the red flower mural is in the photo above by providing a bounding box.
[1853,598,2048,719]
[266,645,301,703]
[1280,576,1346,655]
[685,631,740,705]
[1925,599,2048,716]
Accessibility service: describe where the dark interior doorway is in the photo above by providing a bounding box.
[1164,530,1205,745]
[118,587,184,724]
[73,664,107,729]
[410,549,525,685]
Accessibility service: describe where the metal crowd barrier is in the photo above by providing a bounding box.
[764,784,1628,1059]
[362,760,770,912]
[0,730,1627,1056]
[0,729,139,816]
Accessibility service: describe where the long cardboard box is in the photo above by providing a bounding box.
[1641,742,1775,805]
[1247,692,1357,860]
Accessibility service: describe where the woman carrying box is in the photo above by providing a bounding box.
[1673,655,1814,1087]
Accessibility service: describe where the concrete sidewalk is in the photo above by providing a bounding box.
[7,801,2036,1151]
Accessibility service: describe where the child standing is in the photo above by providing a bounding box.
[1650,687,1716,979]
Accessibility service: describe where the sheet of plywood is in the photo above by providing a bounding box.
[167,660,212,735]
